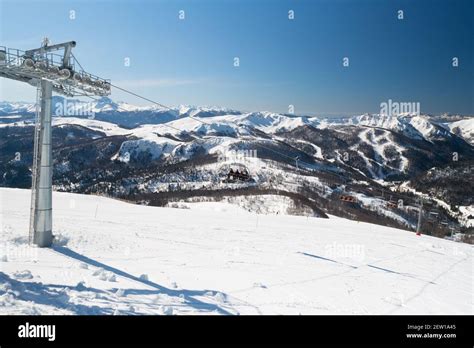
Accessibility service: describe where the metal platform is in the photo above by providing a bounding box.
[0,43,110,97]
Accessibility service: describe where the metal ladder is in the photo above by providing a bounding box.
[28,84,42,244]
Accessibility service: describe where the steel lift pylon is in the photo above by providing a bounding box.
[0,38,111,247]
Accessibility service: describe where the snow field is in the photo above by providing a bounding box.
[0,188,472,315]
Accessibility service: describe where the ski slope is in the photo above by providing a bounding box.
[0,188,472,315]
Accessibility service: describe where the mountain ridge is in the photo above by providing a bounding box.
[1,97,473,239]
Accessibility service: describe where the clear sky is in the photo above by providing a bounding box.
[0,0,473,115]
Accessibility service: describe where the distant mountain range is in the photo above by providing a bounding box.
[1,97,472,142]
[1,97,473,238]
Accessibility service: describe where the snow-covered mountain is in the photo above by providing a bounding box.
[319,113,462,143]
[0,101,37,114]
[444,118,474,145]
[0,97,243,128]
[1,97,473,236]
[1,97,471,142]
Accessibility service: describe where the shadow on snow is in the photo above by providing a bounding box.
[0,245,235,315]
[52,246,234,315]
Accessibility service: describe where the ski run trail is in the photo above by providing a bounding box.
[0,188,472,315]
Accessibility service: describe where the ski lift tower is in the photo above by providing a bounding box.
[0,38,111,247]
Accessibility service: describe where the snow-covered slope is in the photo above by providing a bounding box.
[53,117,131,137]
[0,188,472,315]
[445,118,474,145]
[324,114,458,142]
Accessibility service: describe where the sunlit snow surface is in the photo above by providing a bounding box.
[0,188,472,315]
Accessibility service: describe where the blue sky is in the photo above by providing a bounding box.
[1,0,473,115]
